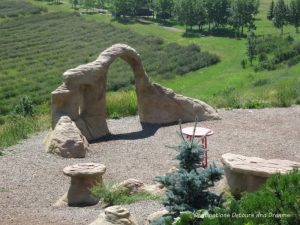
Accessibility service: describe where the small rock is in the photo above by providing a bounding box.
[145,210,169,225]
[89,206,137,225]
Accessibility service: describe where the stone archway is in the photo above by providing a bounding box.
[47,44,219,157]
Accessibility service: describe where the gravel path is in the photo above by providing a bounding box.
[0,106,299,225]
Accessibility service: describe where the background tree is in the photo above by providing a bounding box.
[229,0,259,37]
[289,0,300,33]
[267,0,275,20]
[112,0,134,17]
[194,0,207,31]
[175,0,197,30]
[273,0,287,34]
[247,31,257,65]
[154,0,174,20]
[213,0,231,28]
[204,0,215,32]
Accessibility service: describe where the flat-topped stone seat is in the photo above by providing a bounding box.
[222,153,300,195]
[58,163,106,206]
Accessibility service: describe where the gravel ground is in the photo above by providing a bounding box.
[0,106,299,225]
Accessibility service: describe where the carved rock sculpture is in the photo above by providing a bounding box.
[222,153,300,195]
[89,206,137,225]
[47,44,220,156]
[55,163,106,206]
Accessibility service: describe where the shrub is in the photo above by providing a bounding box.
[201,170,300,225]
[154,121,223,221]
[13,96,34,117]
[241,59,247,69]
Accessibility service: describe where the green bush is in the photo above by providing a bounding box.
[91,183,162,206]
[254,35,300,71]
[13,96,34,117]
[201,170,300,225]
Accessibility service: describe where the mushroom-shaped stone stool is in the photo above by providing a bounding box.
[63,163,106,206]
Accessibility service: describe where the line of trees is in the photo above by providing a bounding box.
[110,0,259,37]
[268,0,300,34]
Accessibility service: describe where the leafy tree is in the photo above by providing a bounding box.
[204,0,215,32]
[213,0,231,28]
[194,0,207,31]
[229,0,259,37]
[70,0,78,9]
[247,31,257,65]
[289,0,300,33]
[112,0,135,17]
[154,0,174,20]
[175,0,197,30]
[273,0,288,35]
[267,0,275,20]
[155,121,223,217]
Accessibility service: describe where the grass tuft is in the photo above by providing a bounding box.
[91,182,162,206]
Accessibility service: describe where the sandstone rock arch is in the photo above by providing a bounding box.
[50,44,219,144]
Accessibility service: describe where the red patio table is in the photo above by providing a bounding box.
[181,127,214,168]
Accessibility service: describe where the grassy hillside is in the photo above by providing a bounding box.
[1,0,300,150]
[30,0,299,108]
[0,6,218,116]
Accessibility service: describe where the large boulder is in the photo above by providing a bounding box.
[222,153,300,195]
[89,206,137,225]
[45,116,89,158]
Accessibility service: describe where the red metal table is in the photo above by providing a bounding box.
[181,127,214,168]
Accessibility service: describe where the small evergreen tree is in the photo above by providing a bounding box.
[247,31,257,65]
[289,0,300,33]
[155,120,223,217]
[268,0,275,20]
[273,0,287,35]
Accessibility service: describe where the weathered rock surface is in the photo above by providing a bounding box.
[55,163,106,206]
[45,116,89,158]
[89,206,137,225]
[145,210,169,225]
[222,153,300,195]
[49,44,220,144]
[117,179,165,195]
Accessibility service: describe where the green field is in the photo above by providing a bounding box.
[29,0,300,108]
[1,0,300,150]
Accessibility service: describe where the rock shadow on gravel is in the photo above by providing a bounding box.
[91,122,178,142]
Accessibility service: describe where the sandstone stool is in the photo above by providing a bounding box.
[62,163,106,206]
[222,153,300,196]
